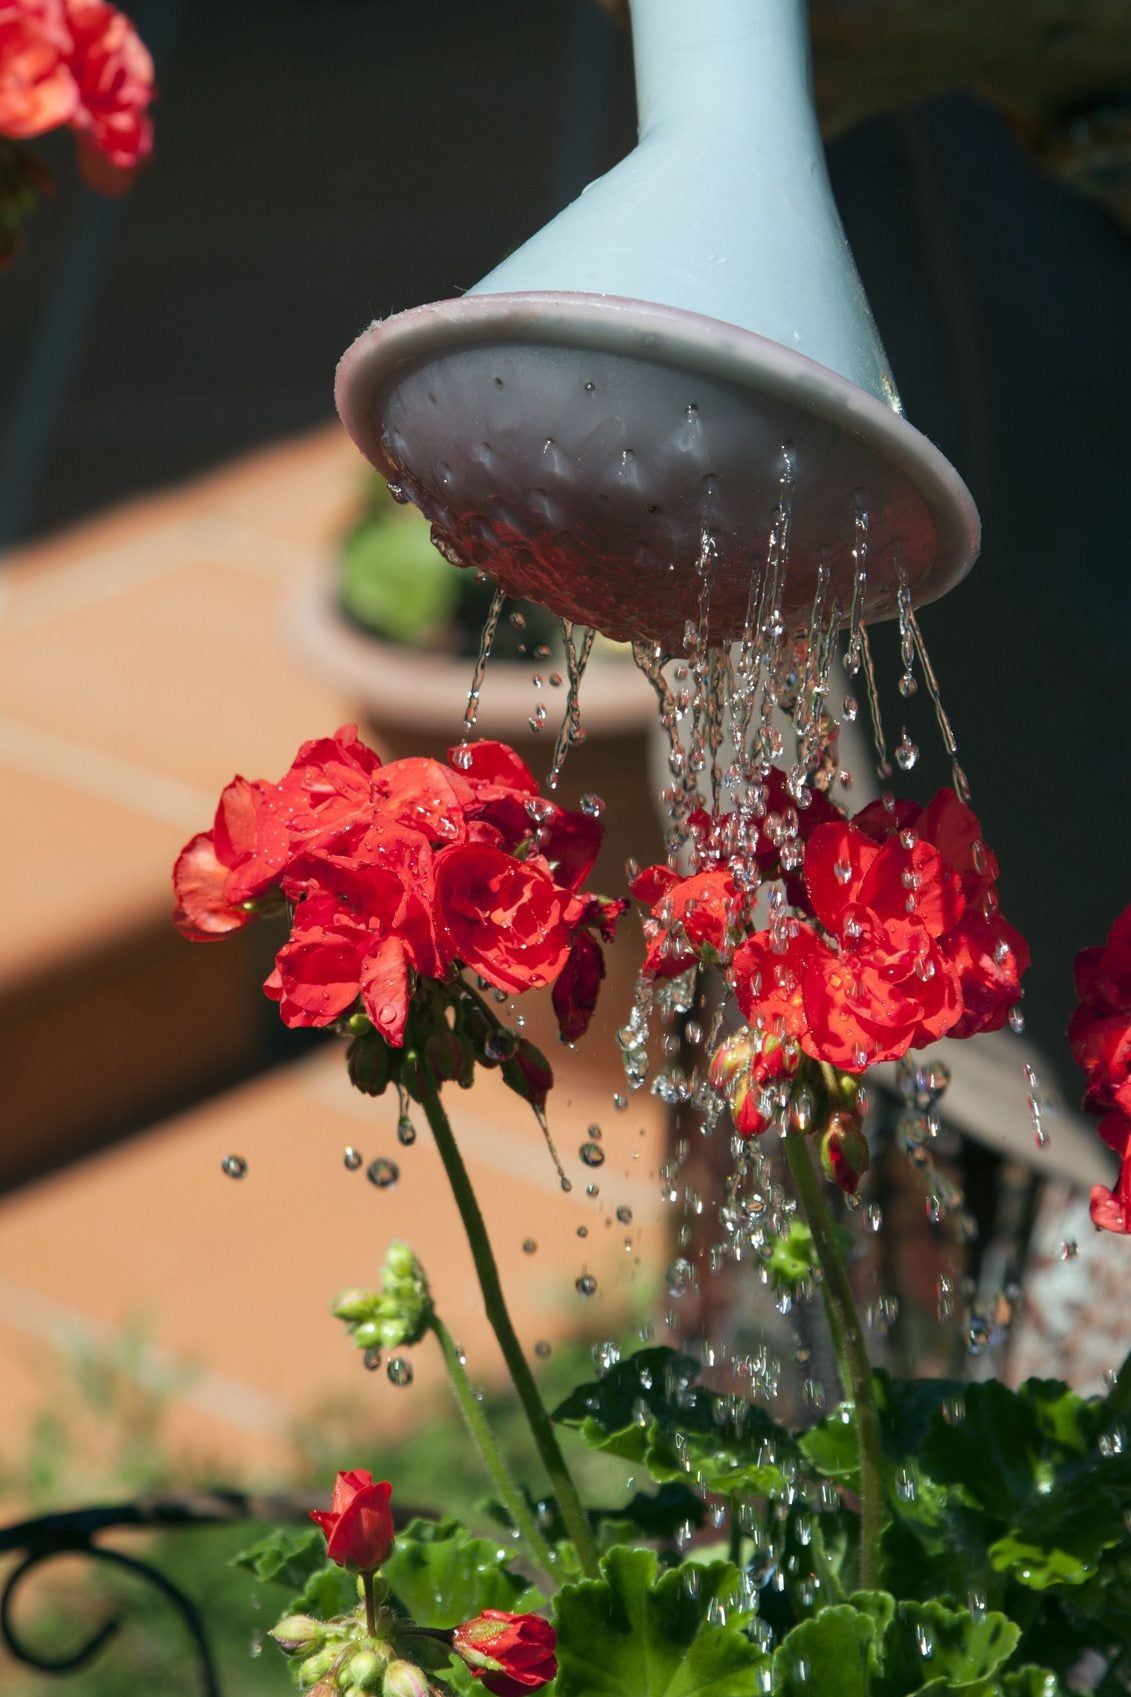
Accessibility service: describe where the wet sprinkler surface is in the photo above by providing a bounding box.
[338,296,979,653]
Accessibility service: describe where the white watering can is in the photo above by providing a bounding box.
[336,0,979,654]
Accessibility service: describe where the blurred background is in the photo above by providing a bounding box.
[1,0,1130,1688]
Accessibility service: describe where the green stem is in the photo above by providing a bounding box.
[430,1314,559,1586]
[784,1128,884,1591]
[361,1569,377,1637]
[416,1069,601,1579]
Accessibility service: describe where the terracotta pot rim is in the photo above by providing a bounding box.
[283,559,658,739]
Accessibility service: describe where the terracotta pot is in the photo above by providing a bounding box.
[284,564,662,1086]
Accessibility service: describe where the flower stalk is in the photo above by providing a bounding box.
[416,1066,601,1579]
[430,1314,559,1585]
[784,1119,884,1590]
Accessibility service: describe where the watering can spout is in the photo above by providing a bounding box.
[334,0,979,652]
[471,0,900,410]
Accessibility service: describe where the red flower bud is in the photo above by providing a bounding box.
[452,1611,557,1696]
[732,1073,770,1139]
[309,1469,394,1572]
[708,1032,757,1093]
[819,1113,870,1194]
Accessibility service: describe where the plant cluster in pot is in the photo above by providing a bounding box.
[285,475,660,1085]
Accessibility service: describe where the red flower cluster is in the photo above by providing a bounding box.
[173,728,622,1049]
[309,1468,394,1573]
[0,0,153,185]
[1070,905,1131,1233]
[453,1610,557,1697]
[631,769,842,977]
[727,787,1028,1073]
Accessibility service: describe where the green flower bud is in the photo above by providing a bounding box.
[383,1660,433,1697]
[384,1240,416,1278]
[298,1646,338,1685]
[343,1648,384,1689]
[378,1317,407,1349]
[268,1614,323,1655]
[352,1319,385,1351]
[332,1288,380,1323]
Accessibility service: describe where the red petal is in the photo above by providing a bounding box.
[360,936,411,1047]
[804,823,880,934]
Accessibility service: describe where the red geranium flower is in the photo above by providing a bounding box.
[1090,1155,1131,1236]
[63,0,153,187]
[731,822,965,1071]
[632,864,741,978]
[309,1469,394,1573]
[0,0,75,139]
[1070,904,1131,1121]
[268,834,444,1044]
[435,842,570,995]
[854,788,1029,1037]
[174,730,620,1082]
[453,1610,557,1697]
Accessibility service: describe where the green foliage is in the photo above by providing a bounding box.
[553,1346,795,1496]
[553,1545,766,1696]
[771,1594,1018,1697]
[382,1517,543,1625]
[233,1525,357,1618]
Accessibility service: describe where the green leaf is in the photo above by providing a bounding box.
[769,1222,854,1291]
[232,1527,326,1589]
[999,1669,1065,1696]
[772,1604,879,1697]
[383,1518,541,1628]
[553,1347,795,1497]
[553,1546,767,1697]
[870,1598,1019,1696]
[292,1561,357,1619]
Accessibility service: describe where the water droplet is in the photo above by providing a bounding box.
[575,1274,598,1297]
[534,1339,553,1358]
[367,1157,400,1188]
[221,1154,247,1179]
[1061,1238,1079,1260]
[343,1146,363,1171]
[363,1346,382,1372]
[966,1315,990,1355]
[580,793,605,817]
[397,1116,416,1146]
[592,1339,621,1374]
[579,1141,605,1168]
[522,1239,537,1255]
[1008,1004,1026,1035]
[616,1205,633,1225]
[894,730,919,771]
[613,1093,628,1112]
[387,1356,413,1387]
